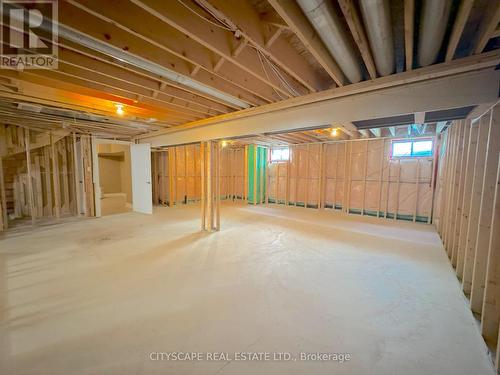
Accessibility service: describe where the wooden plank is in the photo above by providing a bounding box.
[253,145,257,205]
[413,159,420,222]
[338,0,377,79]
[72,134,81,215]
[268,0,345,85]
[361,140,369,215]
[481,152,500,346]
[451,120,471,267]
[473,2,500,54]
[394,159,401,220]
[457,120,479,278]
[51,133,61,218]
[200,142,206,230]
[207,141,213,231]
[216,142,220,231]
[24,128,35,225]
[34,155,43,217]
[0,156,8,229]
[463,112,491,295]
[61,139,70,212]
[244,145,248,202]
[470,106,500,314]
[305,143,310,208]
[445,0,474,61]
[448,120,466,265]
[343,142,349,213]
[377,139,385,217]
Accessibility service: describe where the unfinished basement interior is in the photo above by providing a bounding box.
[1,0,500,374]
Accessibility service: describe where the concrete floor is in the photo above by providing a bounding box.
[0,203,495,375]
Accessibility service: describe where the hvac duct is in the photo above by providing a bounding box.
[417,0,452,67]
[359,0,395,77]
[6,9,250,109]
[297,0,363,83]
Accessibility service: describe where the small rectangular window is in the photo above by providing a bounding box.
[391,139,433,158]
[270,147,290,162]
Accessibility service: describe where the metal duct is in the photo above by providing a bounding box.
[418,0,452,67]
[359,0,395,77]
[7,9,250,109]
[297,0,363,83]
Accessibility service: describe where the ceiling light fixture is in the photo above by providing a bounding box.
[115,104,124,115]
[331,128,338,136]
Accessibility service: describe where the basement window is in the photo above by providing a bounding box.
[270,147,290,162]
[391,139,433,158]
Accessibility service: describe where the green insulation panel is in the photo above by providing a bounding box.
[247,145,267,204]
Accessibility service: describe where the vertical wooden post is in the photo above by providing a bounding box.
[319,143,325,209]
[200,142,206,230]
[259,147,264,204]
[361,140,369,215]
[413,159,420,222]
[51,133,61,219]
[61,140,70,213]
[253,145,257,205]
[471,106,500,314]
[377,139,385,217]
[0,156,8,229]
[24,128,35,225]
[216,141,221,231]
[305,143,310,208]
[481,152,500,346]
[394,159,401,220]
[72,133,82,216]
[207,141,213,231]
[463,113,491,295]
[275,163,279,204]
[34,156,43,217]
[244,145,248,202]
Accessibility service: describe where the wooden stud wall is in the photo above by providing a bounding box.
[0,124,95,231]
[433,102,500,362]
[267,138,434,221]
[151,145,245,208]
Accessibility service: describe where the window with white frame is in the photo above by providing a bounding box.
[270,147,290,162]
[391,139,433,158]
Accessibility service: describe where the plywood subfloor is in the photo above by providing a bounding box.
[0,203,495,375]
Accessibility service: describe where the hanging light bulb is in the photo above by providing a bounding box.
[115,104,124,115]
[221,140,228,148]
[331,128,338,136]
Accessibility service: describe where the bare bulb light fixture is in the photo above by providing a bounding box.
[115,104,124,116]
[331,128,338,136]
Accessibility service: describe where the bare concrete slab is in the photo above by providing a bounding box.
[0,203,495,375]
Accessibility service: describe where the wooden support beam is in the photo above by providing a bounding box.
[24,128,35,225]
[215,142,221,231]
[445,0,474,61]
[206,141,213,230]
[200,142,206,230]
[0,156,7,229]
[338,0,377,79]
[51,133,61,219]
[470,106,500,314]
[72,134,81,216]
[481,152,500,346]
[473,2,500,54]
[463,113,491,294]
[268,0,345,86]
[194,0,323,92]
